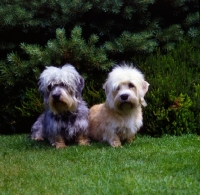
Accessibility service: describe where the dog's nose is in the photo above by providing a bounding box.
[52,94,60,101]
[120,94,129,101]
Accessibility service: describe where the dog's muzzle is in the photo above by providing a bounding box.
[52,93,61,102]
[120,94,129,101]
[117,92,138,109]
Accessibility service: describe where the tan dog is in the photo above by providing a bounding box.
[88,64,149,147]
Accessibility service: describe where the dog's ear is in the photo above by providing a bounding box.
[38,80,44,97]
[37,80,49,107]
[142,81,149,95]
[140,81,149,107]
[103,82,109,95]
[76,76,85,97]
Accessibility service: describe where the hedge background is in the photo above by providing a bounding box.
[0,0,199,134]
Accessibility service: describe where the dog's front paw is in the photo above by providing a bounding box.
[127,135,135,143]
[110,140,122,147]
[51,136,66,149]
[77,134,90,146]
[52,142,67,149]
[78,140,90,146]
[56,144,67,149]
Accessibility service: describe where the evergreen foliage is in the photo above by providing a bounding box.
[0,0,199,133]
[0,0,199,57]
[138,38,200,136]
[0,26,112,133]
[85,38,200,136]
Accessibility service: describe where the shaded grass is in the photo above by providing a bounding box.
[0,134,200,195]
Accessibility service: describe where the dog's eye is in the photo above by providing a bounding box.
[48,84,52,91]
[128,83,135,88]
[115,86,120,91]
[60,83,67,88]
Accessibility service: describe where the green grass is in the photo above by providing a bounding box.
[0,134,200,195]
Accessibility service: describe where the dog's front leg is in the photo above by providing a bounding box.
[127,134,135,143]
[51,135,66,149]
[108,133,122,147]
[77,133,90,146]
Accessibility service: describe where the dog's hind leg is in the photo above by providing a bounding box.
[30,114,45,141]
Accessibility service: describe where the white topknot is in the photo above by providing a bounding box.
[104,64,147,92]
[108,64,145,87]
[38,64,81,94]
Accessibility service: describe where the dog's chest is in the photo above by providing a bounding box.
[56,114,76,127]
[113,114,141,135]
[47,112,77,131]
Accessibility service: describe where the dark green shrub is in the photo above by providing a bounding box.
[80,38,200,136]
[138,38,200,135]
[83,81,106,107]
[0,27,113,134]
[0,0,199,133]
[15,87,43,117]
[1,0,199,58]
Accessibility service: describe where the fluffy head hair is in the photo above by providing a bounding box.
[103,64,149,111]
[39,64,83,99]
[38,64,85,113]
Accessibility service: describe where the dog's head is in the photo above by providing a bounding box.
[103,64,149,113]
[38,64,84,114]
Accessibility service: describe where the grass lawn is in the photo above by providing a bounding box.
[0,134,200,195]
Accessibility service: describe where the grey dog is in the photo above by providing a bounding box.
[30,64,89,148]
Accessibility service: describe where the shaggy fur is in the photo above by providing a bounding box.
[31,64,89,148]
[88,63,149,147]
